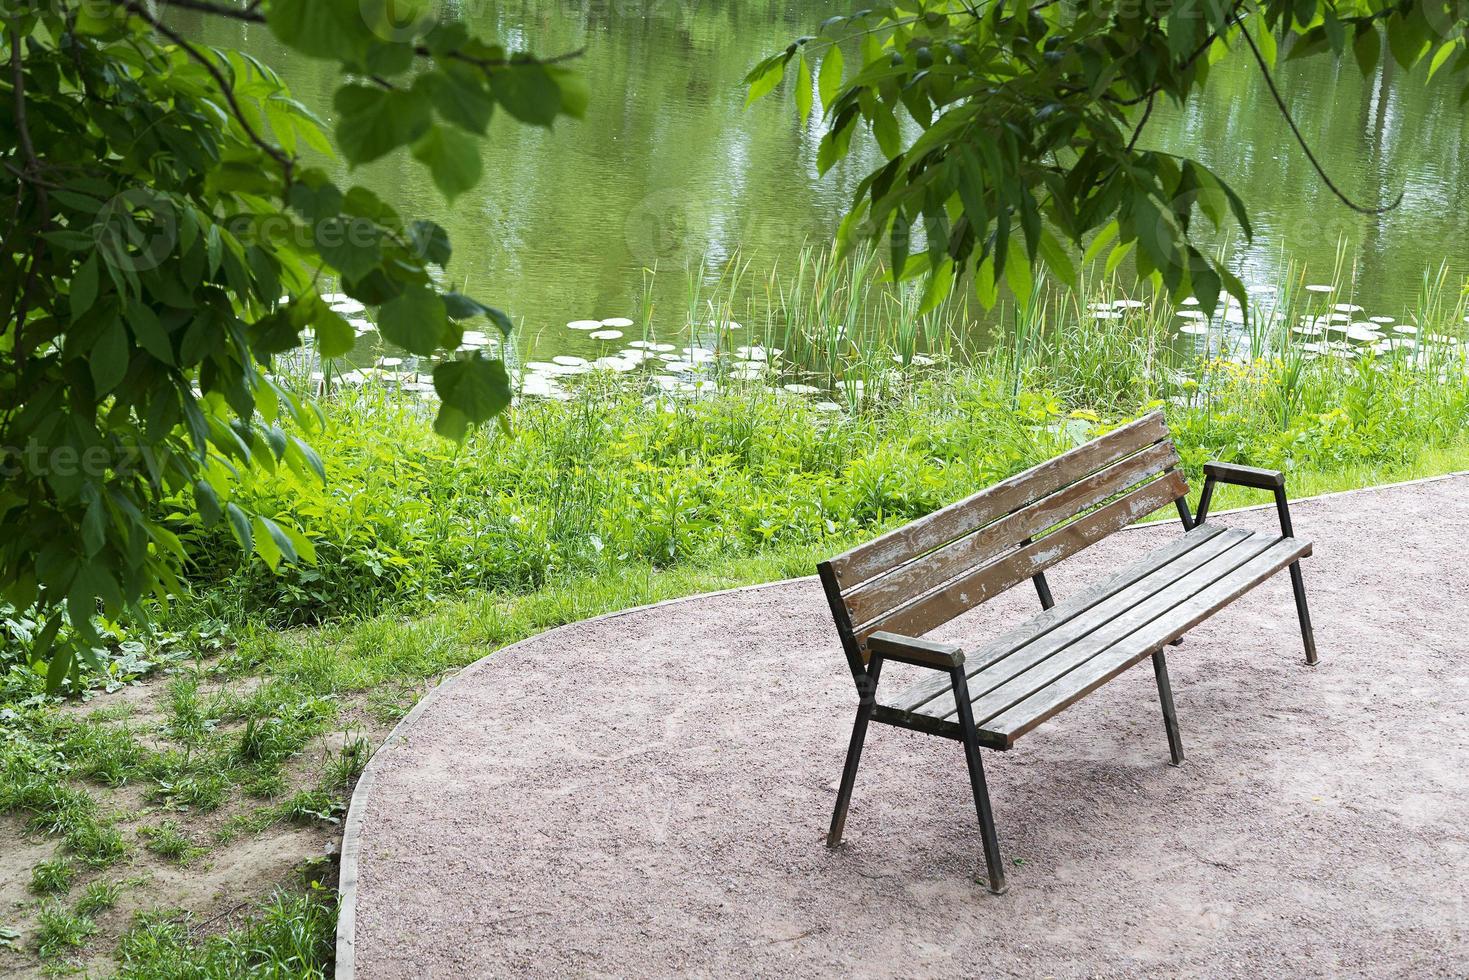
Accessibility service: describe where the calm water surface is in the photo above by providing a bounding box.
[189,3,1469,359]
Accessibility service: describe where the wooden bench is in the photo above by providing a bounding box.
[816,411,1317,894]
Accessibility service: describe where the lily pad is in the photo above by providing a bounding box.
[567,319,602,330]
[1345,324,1383,342]
[589,329,623,340]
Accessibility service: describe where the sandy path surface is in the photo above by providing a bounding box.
[341,477,1469,979]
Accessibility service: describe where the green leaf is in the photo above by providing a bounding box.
[409,221,452,266]
[45,643,73,695]
[1353,25,1380,77]
[194,478,222,526]
[443,293,514,335]
[1191,261,1222,318]
[334,85,433,166]
[432,404,471,442]
[1004,233,1033,309]
[745,52,790,106]
[974,252,998,309]
[871,103,901,157]
[253,515,283,571]
[91,320,128,394]
[1038,228,1078,290]
[491,62,562,126]
[424,66,494,134]
[549,66,589,119]
[266,0,371,63]
[314,216,381,280]
[918,258,954,316]
[311,304,356,358]
[818,46,844,110]
[378,285,449,355]
[128,302,175,365]
[1104,239,1134,277]
[71,253,100,323]
[257,516,299,566]
[795,53,813,123]
[82,491,106,557]
[226,502,254,554]
[1427,40,1458,81]
[1256,21,1278,68]
[411,126,484,200]
[433,355,512,430]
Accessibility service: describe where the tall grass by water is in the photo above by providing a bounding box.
[164,247,1469,628]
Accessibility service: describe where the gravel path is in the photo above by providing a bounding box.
[340,476,1469,979]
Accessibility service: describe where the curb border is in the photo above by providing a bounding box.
[333,468,1467,978]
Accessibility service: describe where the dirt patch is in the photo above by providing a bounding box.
[345,476,1469,978]
[0,659,393,977]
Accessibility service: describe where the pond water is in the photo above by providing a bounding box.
[187,3,1469,364]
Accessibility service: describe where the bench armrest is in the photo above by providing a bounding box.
[1202,461,1285,490]
[868,631,965,670]
[1197,461,1298,537]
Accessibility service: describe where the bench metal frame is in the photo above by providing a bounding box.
[817,454,1318,896]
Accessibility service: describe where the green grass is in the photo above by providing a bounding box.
[139,822,203,866]
[75,879,128,917]
[29,858,76,896]
[34,903,96,960]
[112,891,335,979]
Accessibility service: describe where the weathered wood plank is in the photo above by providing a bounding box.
[828,412,1170,590]
[982,536,1313,745]
[889,525,1246,715]
[854,470,1187,643]
[946,532,1279,725]
[843,440,1181,627]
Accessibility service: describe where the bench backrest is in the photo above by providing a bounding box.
[817,411,1187,671]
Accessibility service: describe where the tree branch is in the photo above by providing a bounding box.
[152,0,586,70]
[8,26,49,346]
[120,0,295,182]
[1237,20,1401,215]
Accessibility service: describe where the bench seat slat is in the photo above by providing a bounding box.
[888,524,1247,715]
[937,531,1280,725]
[982,535,1311,746]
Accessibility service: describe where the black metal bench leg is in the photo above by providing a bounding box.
[1151,649,1185,767]
[951,671,1007,894]
[1287,560,1318,666]
[827,700,872,847]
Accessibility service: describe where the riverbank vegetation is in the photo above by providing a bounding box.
[3,254,1468,975]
